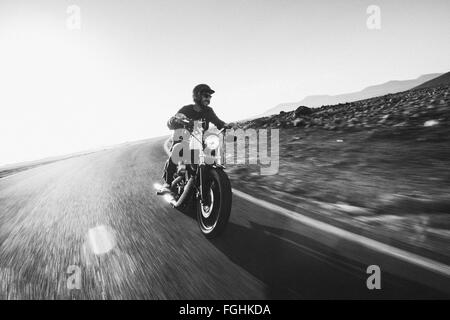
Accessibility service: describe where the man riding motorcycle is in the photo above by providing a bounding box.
[159,84,230,194]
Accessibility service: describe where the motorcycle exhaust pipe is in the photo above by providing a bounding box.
[170,176,195,208]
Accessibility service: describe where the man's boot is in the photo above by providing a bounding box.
[157,182,172,195]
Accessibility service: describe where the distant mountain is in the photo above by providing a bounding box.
[261,73,443,117]
[413,71,450,90]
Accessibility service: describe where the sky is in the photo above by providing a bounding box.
[0,0,449,166]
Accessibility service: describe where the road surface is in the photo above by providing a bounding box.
[0,137,448,299]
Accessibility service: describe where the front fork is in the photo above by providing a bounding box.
[198,164,205,203]
[198,151,208,204]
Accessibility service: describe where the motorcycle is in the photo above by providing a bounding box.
[156,119,232,238]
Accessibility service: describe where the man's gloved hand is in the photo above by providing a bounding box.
[183,120,194,132]
[171,114,194,131]
[223,123,235,130]
[175,118,194,132]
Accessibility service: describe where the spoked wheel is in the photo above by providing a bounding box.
[197,168,232,238]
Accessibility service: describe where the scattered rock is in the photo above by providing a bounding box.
[295,106,312,117]
[293,118,305,127]
[424,120,439,127]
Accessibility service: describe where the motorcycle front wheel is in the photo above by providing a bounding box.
[196,167,232,238]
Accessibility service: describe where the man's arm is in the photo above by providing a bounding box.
[167,105,194,130]
[167,112,189,130]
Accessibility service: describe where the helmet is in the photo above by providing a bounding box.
[193,84,215,104]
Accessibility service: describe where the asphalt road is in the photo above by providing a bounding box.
[0,137,448,299]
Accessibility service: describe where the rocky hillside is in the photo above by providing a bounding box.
[234,85,450,132]
[262,73,443,116]
[413,71,450,90]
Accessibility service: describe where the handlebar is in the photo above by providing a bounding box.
[180,119,229,134]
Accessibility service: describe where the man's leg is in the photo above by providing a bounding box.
[162,155,177,186]
[159,142,181,194]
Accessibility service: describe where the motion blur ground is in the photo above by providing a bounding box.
[0,137,264,299]
[227,85,450,264]
[0,134,449,299]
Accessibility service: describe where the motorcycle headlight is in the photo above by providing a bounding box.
[205,135,220,149]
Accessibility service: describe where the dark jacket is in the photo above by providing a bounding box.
[167,104,226,131]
